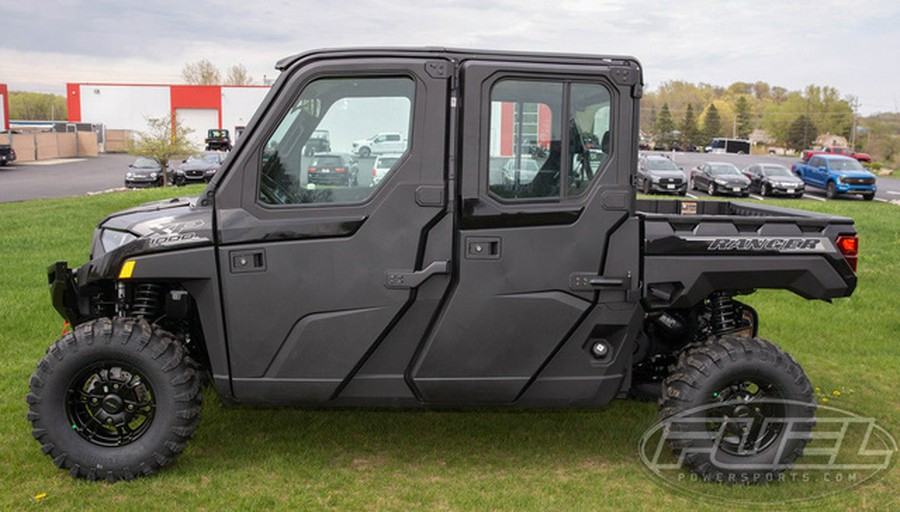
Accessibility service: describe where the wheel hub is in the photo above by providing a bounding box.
[101,394,124,414]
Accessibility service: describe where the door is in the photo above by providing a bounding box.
[214,57,452,403]
[409,60,640,404]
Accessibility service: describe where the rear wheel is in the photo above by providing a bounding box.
[26,318,202,481]
[659,336,814,482]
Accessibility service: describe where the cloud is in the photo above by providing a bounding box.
[2,0,898,114]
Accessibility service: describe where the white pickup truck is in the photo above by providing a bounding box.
[351,132,407,158]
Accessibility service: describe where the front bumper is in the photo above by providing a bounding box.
[308,173,352,185]
[648,181,687,194]
[769,184,805,196]
[712,183,749,196]
[48,262,84,324]
[835,182,876,195]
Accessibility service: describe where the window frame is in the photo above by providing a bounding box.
[253,72,417,210]
[482,75,615,206]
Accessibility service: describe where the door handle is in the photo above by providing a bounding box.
[229,249,266,273]
[385,261,450,289]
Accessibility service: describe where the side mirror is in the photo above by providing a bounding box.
[819,166,827,172]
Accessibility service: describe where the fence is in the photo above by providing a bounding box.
[5,131,98,162]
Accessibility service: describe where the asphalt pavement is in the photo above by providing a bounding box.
[2,151,898,204]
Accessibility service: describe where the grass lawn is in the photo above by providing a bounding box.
[0,187,897,510]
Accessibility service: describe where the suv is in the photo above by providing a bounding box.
[32,48,860,484]
[306,153,359,187]
[637,154,686,195]
[0,144,15,166]
[352,132,406,158]
[371,153,402,187]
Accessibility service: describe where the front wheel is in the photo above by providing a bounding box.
[760,183,770,197]
[863,192,875,201]
[707,182,716,196]
[26,318,202,481]
[659,336,814,482]
[826,181,838,200]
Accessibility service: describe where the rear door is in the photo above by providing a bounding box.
[213,56,452,403]
[410,58,641,404]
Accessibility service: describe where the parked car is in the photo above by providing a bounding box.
[792,154,877,200]
[742,164,804,198]
[0,144,16,166]
[690,162,750,196]
[303,129,331,156]
[173,152,227,186]
[501,157,540,185]
[307,153,359,186]
[637,154,687,195]
[124,157,164,188]
[371,153,403,187]
[801,146,871,164]
[351,132,407,158]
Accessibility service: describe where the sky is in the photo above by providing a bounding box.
[2,0,898,115]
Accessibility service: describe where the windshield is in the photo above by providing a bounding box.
[830,159,864,171]
[645,158,679,171]
[761,166,791,177]
[709,164,741,176]
[133,157,158,169]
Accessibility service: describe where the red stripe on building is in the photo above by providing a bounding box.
[170,85,222,129]
[538,104,552,148]
[1,84,10,130]
[500,102,514,157]
[66,84,81,123]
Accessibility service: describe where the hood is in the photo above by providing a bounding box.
[768,174,804,184]
[128,167,162,177]
[647,170,684,179]
[833,170,876,179]
[82,196,214,284]
[715,174,750,184]
[179,161,219,172]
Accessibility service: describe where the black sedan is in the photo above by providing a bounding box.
[690,162,750,197]
[307,153,359,187]
[742,164,805,198]
[637,154,687,195]
[173,152,227,186]
[125,157,164,188]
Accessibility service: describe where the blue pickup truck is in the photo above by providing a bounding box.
[792,154,877,200]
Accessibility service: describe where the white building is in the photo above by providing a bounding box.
[66,83,270,147]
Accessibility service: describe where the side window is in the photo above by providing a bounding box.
[809,157,822,168]
[259,76,414,206]
[487,80,611,201]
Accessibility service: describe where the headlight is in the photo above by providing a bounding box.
[715,179,728,185]
[650,176,660,183]
[150,172,159,179]
[836,176,843,184]
[126,172,134,179]
[100,229,138,252]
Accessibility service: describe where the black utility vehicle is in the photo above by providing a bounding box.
[303,129,331,156]
[204,129,232,151]
[306,153,359,187]
[32,48,859,483]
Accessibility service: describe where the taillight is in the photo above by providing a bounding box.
[335,167,346,173]
[836,235,858,272]
[372,167,377,177]
[307,167,316,173]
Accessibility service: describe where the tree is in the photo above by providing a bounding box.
[787,115,818,152]
[9,91,67,120]
[182,59,221,85]
[702,103,722,142]
[126,116,198,186]
[225,64,253,86]
[735,96,753,139]
[679,103,700,149]
[654,103,677,148]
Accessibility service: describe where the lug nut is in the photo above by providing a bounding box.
[591,341,609,358]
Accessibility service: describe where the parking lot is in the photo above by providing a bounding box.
[1,151,898,204]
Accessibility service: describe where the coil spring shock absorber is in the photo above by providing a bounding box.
[131,283,163,320]
[709,291,737,334]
